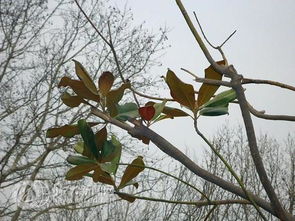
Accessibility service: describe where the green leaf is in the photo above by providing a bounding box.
[166,70,196,111]
[73,60,98,95]
[197,60,225,107]
[115,103,139,121]
[65,163,98,180]
[74,141,84,154]
[46,122,98,138]
[152,100,167,120]
[58,77,100,102]
[153,114,171,122]
[61,92,86,107]
[66,155,96,165]
[199,106,229,116]
[118,156,144,189]
[101,141,116,160]
[201,89,236,108]
[78,119,99,159]
[100,136,122,174]
[74,141,93,159]
[106,82,131,117]
[99,71,114,96]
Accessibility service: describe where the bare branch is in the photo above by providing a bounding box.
[115,191,251,206]
[242,77,295,92]
[248,102,295,121]
[181,68,232,87]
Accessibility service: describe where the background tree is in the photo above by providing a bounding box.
[0,0,167,220]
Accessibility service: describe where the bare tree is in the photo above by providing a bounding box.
[0,0,167,220]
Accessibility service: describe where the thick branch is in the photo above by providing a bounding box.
[91,108,294,220]
[231,73,292,221]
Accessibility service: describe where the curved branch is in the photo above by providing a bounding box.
[115,191,250,206]
[242,78,295,92]
[248,102,295,121]
[193,11,236,49]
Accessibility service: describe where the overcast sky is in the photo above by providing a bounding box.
[110,0,295,160]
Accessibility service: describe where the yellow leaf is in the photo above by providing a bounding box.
[166,70,196,111]
[73,60,98,95]
[46,122,98,138]
[58,77,100,102]
[61,92,86,107]
[197,60,225,107]
[118,156,144,189]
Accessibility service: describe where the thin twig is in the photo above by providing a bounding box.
[220,30,237,48]
[130,87,174,101]
[193,11,236,48]
[115,191,250,206]
[74,0,141,107]
[74,0,111,47]
[193,12,216,49]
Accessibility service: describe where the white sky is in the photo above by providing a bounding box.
[110,0,295,160]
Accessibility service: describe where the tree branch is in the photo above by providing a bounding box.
[242,77,295,92]
[91,107,294,220]
[115,191,251,206]
[248,102,295,121]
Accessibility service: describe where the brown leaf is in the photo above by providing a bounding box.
[73,60,98,95]
[116,192,136,203]
[162,106,189,118]
[197,60,225,107]
[118,156,144,189]
[58,77,100,102]
[99,71,114,96]
[166,70,196,111]
[61,92,86,107]
[92,166,115,186]
[46,122,98,138]
[95,126,107,151]
[66,163,98,181]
